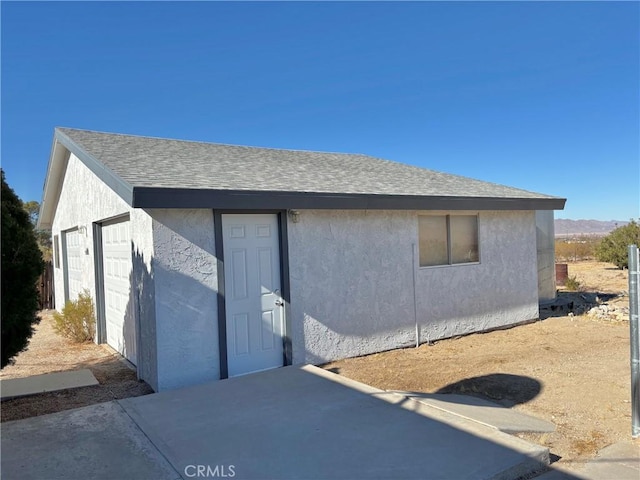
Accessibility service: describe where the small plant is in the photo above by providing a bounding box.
[53,289,96,342]
[564,275,582,292]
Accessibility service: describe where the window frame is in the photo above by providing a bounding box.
[418,213,480,268]
[53,234,61,269]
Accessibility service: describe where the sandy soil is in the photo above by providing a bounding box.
[566,260,630,296]
[0,311,152,422]
[324,261,637,470]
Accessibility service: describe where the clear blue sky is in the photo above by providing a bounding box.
[2,1,638,221]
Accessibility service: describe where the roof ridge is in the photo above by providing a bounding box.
[55,127,372,158]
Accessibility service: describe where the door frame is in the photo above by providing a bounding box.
[92,214,139,371]
[214,210,292,379]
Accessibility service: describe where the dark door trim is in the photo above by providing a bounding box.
[92,222,107,344]
[92,214,132,350]
[214,210,292,379]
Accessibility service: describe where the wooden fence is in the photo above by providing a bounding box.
[38,261,54,310]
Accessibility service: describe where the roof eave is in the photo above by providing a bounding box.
[132,187,566,211]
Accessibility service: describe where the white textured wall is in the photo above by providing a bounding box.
[50,152,159,388]
[288,210,539,364]
[51,153,132,310]
[150,209,219,391]
[52,155,219,391]
[130,209,158,390]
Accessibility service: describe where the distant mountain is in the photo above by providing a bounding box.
[554,219,629,237]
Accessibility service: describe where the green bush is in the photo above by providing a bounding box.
[53,290,96,343]
[564,275,582,291]
[595,220,640,269]
[1,170,44,368]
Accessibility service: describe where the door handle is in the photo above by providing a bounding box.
[274,289,284,307]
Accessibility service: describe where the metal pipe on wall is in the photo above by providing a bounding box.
[412,243,419,348]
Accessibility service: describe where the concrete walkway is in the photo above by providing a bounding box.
[1,365,550,480]
[0,369,98,400]
[120,365,549,479]
[389,391,556,434]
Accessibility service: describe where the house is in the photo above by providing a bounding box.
[38,128,565,392]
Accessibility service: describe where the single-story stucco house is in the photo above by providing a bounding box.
[38,128,565,392]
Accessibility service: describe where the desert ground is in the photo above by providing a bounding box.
[1,261,637,472]
[324,261,636,470]
[0,312,152,422]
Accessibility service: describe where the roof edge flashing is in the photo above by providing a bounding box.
[132,187,566,211]
[37,138,71,230]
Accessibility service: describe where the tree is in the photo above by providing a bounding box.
[22,200,52,261]
[1,170,44,368]
[595,220,640,269]
[23,200,40,225]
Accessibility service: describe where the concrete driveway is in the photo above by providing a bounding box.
[1,365,551,480]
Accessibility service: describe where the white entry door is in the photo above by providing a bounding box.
[63,228,83,302]
[222,214,284,377]
[101,218,136,365]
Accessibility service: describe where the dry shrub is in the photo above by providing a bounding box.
[53,289,96,342]
[564,275,582,291]
[571,430,605,457]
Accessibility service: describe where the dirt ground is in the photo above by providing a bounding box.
[324,261,637,470]
[0,311,152,422]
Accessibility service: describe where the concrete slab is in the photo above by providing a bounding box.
[390,391,556,434]
[533,466,585,479]
[119,365,549,480]
[574,440,640,480]
[0,401,180,480]
[533,441,639,479]
[0,369,98,400]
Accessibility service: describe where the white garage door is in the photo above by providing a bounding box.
[63,229,83,302]
[102,218,136,365]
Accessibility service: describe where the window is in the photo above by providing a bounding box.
[54,235,60,268]
[419,214,479,267]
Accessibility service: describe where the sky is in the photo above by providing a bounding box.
[1,1,638,221]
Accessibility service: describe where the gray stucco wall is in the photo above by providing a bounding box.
[536,210,557,304]
[416,210,538,342]
[51,154,542,389]
[150,209,219,391]
[287,210,539,364]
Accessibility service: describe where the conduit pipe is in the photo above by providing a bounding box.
[628,244,639,438]
[412,243,419,348]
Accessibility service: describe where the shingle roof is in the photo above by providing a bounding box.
[51,127,565,211]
